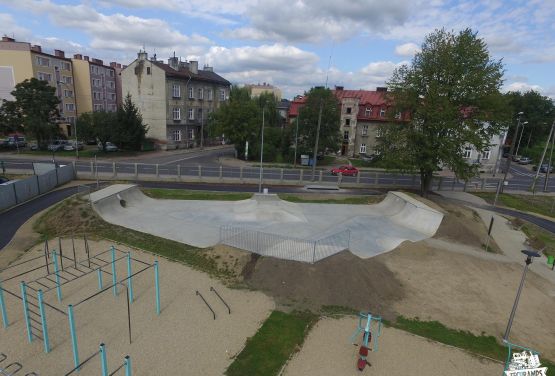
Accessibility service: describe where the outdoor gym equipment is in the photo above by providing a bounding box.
[0,352,39,375]
[349,312,383,372]
[64,343,131,376]
[196,290,216,320]
[210,286,231,314]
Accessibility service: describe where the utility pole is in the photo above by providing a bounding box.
[502,112,524,192]
[532,119,555,192]
[514,121,528,157]
[293,115,299,167]
[311,99,323,181]
[543,125,555,192]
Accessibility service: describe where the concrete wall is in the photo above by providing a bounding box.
[72,58,93,115]
[121,57,167,142]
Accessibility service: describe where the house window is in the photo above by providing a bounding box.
[198,108,203,121]
[173,130,181,141]
[63,90,73,98]
[65,103,75,112]
[66,116,75,125]
[188,128,194,140]
[220,89,226,101]
[362,125,368,136]
[107,81,115,89]
[63,76,73,84]
[36,56,50,67]
[376,128,383,137]
[346,107,352,114]
[38,72,52,82]
[109,93,116,100]
[207,89,213,101]
[343,131,349,141]
[481,149,491,160]
[93,92,103,100]
[146,67,151,75]
[188,108,194,120]
[365,107,372,117]
[360,144,367,154]
[198,88,203,100]
[380,108,386,117]
[345,118,350,126]
[189,86,194,99]
[463,147,472,159]
[109,70,114,77]
[61,62,71,71]
[172,84,181,98]
[93,104,103,111]
[173,107,181,120]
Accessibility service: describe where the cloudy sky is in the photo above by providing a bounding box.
[1,0,554,99]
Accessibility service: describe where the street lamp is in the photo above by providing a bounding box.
[502,112,524,192]
[503,250,540,342]
[258,107,265,193]
[514,121,529,157]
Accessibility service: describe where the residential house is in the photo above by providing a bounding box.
[0,37,77,136]
[121,51,231,149]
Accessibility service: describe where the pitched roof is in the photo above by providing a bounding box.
[333,89,389,106]
[151,61,230,85]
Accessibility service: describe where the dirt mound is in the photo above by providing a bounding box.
[244,250,404,319]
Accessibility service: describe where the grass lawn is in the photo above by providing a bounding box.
[278,194,382,205]
[226,311,318,376]
[142,188,252,201]
[519,221,555,258]
[474,192,555,219]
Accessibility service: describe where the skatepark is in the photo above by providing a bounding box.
[90,185,444,262]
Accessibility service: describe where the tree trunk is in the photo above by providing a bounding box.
[420,169,433,198]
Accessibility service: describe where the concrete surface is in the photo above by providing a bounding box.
[92,185,443,261]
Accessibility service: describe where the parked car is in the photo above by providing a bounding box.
[1,136,26,149]
[47,140,68,151]
[533,164,554,173]
[360,153,377,162]
[518,157,532,165]
[29,143,38,151]
[511,155,522,162]
[331,165,359,176]
[99,142,118,152]
[63,141,84,151]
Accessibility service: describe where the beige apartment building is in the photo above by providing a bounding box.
[122,51,230,149]
[244,83,281,100]
[0,37,77,136]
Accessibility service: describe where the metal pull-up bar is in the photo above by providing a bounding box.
[210,287,231,314]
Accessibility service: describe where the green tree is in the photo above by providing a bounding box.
[0,100,23,135]
[77,111,117,152]
[0,78,60,147]
[380,28,508,197]
[117,94,148,150]
[297,87,341,156]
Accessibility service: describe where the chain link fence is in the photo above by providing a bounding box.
[220,225,351,263]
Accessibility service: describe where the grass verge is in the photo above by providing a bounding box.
[278,194,383,205]
[517,220,555,258]
[141,188,252,201]
[226,311,318,376]
[474,192,555,219]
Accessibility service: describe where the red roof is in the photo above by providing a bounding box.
[288,96,306,117]
[333,89,388,106]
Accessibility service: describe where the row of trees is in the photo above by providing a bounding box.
[0,78,148,151]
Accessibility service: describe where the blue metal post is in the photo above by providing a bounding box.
[20,282,33,342]
[97,268,103,290]
[111,246,118,296]
[0,278,8,328]
[52,250,62,302]
[37,290,50,353]
[127,252,133,303]
[100,343,108,376]
[154,261,160,315]
[124,355,132,376]
[68,304,79,369]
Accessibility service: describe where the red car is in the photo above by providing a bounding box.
[330,165,359,176]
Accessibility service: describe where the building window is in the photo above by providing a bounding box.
[63,76,73,84]
[346,107,352,114]
[146,67,151,75]
[380,108,386,117]
[188,108,194,120]
[107,81,115,89]
[345,118,350,126]
[481,149,491,160]
[109,93,116,101]
[365,107,372,117]
[36,56,50,67]
[66,117,75,125]
[220,89,226,101]
[61,62,71,71]
[172,84,181,98]
[173,107,181,120]
[173,130,181,141]
[362,125,368,136]
[376,128,383,137]
[93,104,103,111]
[463,147,472,159]
[65,103,75,112]
[198,88,203,100]
[207,89,213,101]
[360,144,367,154]
[343,131,349,141]
[63,90,73,98]
[93,92,103,100]
[37,72,52,82]
[109,70,114,77]
[188,128,194,140]
[189,86,194,99]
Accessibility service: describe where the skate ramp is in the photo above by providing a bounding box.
[91,185,443,261]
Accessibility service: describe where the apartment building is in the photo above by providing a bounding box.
[121,51,230,149]
[72,54,120,115]
[244,83,282,100]
[0,37,77,136]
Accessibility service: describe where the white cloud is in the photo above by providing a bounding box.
[394,43,420,57]
[0,13,32,40]
[504,82,543,93]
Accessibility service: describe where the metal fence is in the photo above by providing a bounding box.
[0,164,75,211]
[220,225,351,263]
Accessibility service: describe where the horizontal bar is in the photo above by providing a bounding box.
[130,257,151,266]
[64,350,101,376]
[32,280,52,289]
[0,255,45,273]
[29,316,42,326]
[1,264,49,283]
[108,362,126,376]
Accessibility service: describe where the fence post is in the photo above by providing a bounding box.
[72,160,77,179]
[299,169,304,183]
[155,164,159,178]
[134,163,138,178]
[312,241,316,264]
[52,251,62,302]
[68,304,79,369]
[111,246,118,296]
[198,165,202,179]
[55,165,59,186]
[111,162,115,178]
[240,167,243,182]
[0,278,8,328]
[124,355,132,376]
[220,165,223,181]
[319,170,323,182]
[356,171,360,184]
[256,231,260,253]
[463,180,468,192]
[127,252,133,303]
[20,282,33,342]
[280,169,284,183]
[37,289,50,353]
[100,343,108,376]
[154,261,160,315]
[12,181,18,204]
[338,172,343,185]
[481,178,486,190]
[374,172,378,185]
[177,165,181,180]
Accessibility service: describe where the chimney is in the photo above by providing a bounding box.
[203,65,213,72]
[137,50,148,61]
[117,63,122,68]
[179,61,189,69]
[335,85,344,91]
[31,45,42,53]
[1,36,15,42]
[189,60,198,74]
[74,54,83,60]
[84,56,89,61]
[168,56,179,70]
[376,87,388,92]
[110,62,117,67]
[54,49,65,58]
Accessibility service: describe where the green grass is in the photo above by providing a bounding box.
[520,221,555,258]
[474,192,555,219]
[226,311,318,376]
[278,194,382,205]
[142,188,252,201]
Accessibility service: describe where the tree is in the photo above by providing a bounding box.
[0,100,23,135]
[297,87,341,156]
[77,111,117,152]
[0,78,60,147]
[380,28,509,197]
[116,94,148,150]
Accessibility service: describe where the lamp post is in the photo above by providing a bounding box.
[503,250,540,342]
[293,115,299,167]
[258,107,265,193]
[502,112,524,192]
[514,121,528,158]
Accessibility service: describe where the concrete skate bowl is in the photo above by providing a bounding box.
[91,184,444,263]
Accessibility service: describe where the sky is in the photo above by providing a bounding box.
[0,0,554,100]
